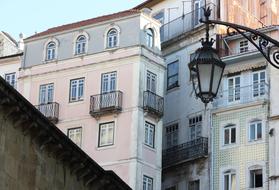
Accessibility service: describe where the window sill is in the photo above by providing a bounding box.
[166,85,180,94]
[96,144,116,151]
[105,46,119,51]
[220,143,238,150]
[247,139,264,145]
[74,53,86,58]
[43,59,57,64]
[69,99,84,105]
[143,144,156,152]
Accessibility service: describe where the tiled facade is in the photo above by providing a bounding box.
[212,105,269,190]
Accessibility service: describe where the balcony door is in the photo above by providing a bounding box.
[101,72,117,108]
[228,76,240,103]
[194,0,203,26]
[39,83,54,117]
[253,70,265,97]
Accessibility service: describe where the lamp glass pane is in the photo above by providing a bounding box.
[198,63,212,93]
[212,64,223,95]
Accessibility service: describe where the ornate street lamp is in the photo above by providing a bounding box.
[189,8,225,104]
[189,6,279,105]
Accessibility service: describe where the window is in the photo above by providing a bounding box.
[223,124,236,145]
[145,122,155,148]
[146,29,154,48]
[153,11,164,24]
[146,71,157,93]
[189,180,200,190]
[189,115,202,140]
[68,127,82,147]
[101,72,116,93]
[39,83,54,104]
[166,123,178,148]
[250,169,263,188]
[167,61,179,90]
[75,35,86,55]
[239,40,249,53]
[143,175,153,190]
[69,78,84,102]
[223,170,236,190]
[107,28,118,48]
[194,0,202,26]
[253,70,266,97]
[249,121,262,141]
[98,122,115,147]
[5,72,16,88]
[46,42,56,60]
[228,76,240,102]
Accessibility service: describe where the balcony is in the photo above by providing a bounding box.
[160,3,216,42]
[143,91,164,118]
[35,102,59,124]
[218,48,259,58]
[162,137,208,169]
[89,91,123,118]
[213,83,269,108]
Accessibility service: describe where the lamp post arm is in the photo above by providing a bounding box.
[200,18,279,69]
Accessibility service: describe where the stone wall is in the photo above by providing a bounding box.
[0,111,93,190]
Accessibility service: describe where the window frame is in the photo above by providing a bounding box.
[227,75,241,103]
[223,124,237,146]
[98,122,115,147]
[39,83,54,104]
[75,35,87,55]
[4,72,16,88]
[166,123,179,148]
[101,71,117,93]
[146,28,154,48]
[146,70,157,93]
[223,169,236,190]
[188,179,200,190]
[144,121,155,148]
[69,77,85,103]
[239,40,249,53]
[167,60,179,90]
[46,41,57,61]
[189,115,202,141]
[67,127,82,147]
[249,168,263,188]
[252,70,266,97]
[143,175,153,190]
[107,28,118,49]
[248,120,263,142]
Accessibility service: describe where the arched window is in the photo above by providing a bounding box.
[146,29,154,48]
[107,29,118,48]
[75,35,86,55]
[46,42,56,60]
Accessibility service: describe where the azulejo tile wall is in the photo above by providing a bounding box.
[212,103,269,190]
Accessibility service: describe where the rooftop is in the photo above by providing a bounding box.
[26,9,141,40]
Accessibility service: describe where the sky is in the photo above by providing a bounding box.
[1,0,145,41]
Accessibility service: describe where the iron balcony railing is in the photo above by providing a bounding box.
[213,83,269,108]
[162,137,208,169]
[89,90,123,117]
[160,3,216,42]
[35,102,59,124]
[143,91,164,118]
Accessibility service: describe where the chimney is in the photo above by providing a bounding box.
[18,33,24,51]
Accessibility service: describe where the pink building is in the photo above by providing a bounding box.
[19,10,165,190]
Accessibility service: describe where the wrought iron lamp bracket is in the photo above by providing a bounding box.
[200,8,279,69]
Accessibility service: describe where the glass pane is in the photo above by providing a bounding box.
[224,175,229,190]
[250,124,256,140]
[231,174,236,190]
[231,128,236,143]
[224,129,230,144]
[257,123,262,139]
